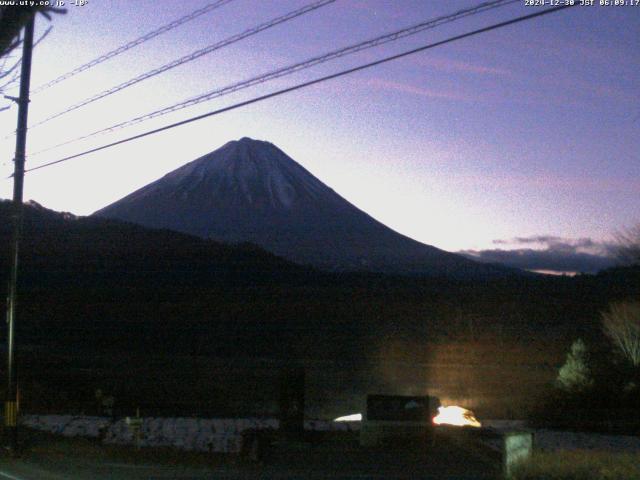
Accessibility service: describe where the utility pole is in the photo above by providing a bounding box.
[5,14,35,455]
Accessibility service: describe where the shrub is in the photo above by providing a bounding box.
[556,339,593,393]
[510,450,640,480]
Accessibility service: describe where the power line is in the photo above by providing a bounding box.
[0,28,50,84]
[33,0,517,155]
[0,27,50,107]
[25,4,576,174]
[27,0,336,130]
[30,0,236,94]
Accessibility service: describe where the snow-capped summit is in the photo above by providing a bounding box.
[94,137,510,277]
[151,137,333,211]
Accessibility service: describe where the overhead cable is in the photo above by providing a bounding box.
[25,4,576,174]
[30,0,236,94]
[27,0,336,129]
[35,0,517,154]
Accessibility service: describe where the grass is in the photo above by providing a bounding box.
[17,427,235,468]
[510,450,640,480]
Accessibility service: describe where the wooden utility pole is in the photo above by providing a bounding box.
[5,13,35,455]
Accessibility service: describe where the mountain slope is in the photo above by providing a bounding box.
[0,199,312,291]
[94,137,513,277]
[2,199,639,362]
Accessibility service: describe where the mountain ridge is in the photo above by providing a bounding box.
[94,137,517,278]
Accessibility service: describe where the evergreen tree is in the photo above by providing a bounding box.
[557,339,594,392]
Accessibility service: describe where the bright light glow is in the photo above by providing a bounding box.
[333,413,362,422]
[530,269,579,277]
[432,406,481,428]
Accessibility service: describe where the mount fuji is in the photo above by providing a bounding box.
[94,137,512,277]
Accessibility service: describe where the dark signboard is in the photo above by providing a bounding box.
[366,395,440,422]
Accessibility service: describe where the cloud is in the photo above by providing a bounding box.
[366,78,469,101]
[449,173,640,194]
[492,235,610,255]
[492,235,561,246]
[410,56,511,76]
[460,236,618,275]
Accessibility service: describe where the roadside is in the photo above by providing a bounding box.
[0,428,500,479]
[0,428,233,479]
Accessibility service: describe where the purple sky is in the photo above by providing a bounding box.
[0,0,638,271]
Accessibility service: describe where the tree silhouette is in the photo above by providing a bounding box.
[613,225,640,266]
[602,301,640,368]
